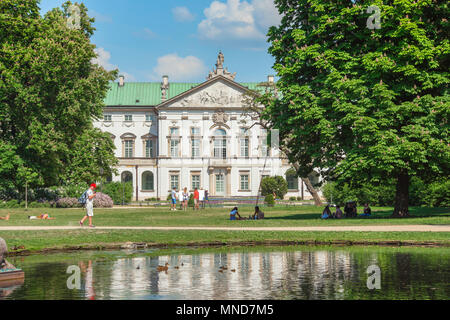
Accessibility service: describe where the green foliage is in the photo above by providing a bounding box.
[264,194,275,207]
[188,194,194,207]
[423,180,450,208]
[0,0,117,190]
[167,193,173,201]
[264,0,450,212]
[289,196,297,201]
[102,182,133,205]
[261,176,288,199]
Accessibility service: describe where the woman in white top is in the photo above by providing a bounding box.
[182,187,189,211]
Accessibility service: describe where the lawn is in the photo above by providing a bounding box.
[1,205,449,228]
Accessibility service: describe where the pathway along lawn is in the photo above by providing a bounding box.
[0,206,448,254]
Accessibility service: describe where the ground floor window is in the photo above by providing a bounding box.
[121,171,133,183]
[191,174,200,190]
[286,169,298,190]
[170,175,179,190]
[142,171,154,191]
[240,174,249,191]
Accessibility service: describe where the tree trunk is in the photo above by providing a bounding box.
[302,177,323,206]
[392,172,410,217]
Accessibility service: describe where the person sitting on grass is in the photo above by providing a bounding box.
[28,213,55,220]
[321,205,332,219]
[230,207,245,220]
[360,203,372,217]
[0,214,10,221]
[252,206,265,220]
[335,205,343,219]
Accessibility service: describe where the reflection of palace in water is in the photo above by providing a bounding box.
[96,250,370,300]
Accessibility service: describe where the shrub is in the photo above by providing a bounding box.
[289,196,297,201]
[56,197,79,208]
[297,196,302,201]
[93,192,113,208]
[188,193,194,207]
[102,182,133,205]
[423,180,450,207]
[261,176,288,199]
[264,194,275,207]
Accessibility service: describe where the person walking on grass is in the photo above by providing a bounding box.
[80,183,97,228]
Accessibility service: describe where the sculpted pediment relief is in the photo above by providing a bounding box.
[169,81,245,108]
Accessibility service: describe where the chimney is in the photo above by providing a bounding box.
[118,75,125,87]
[161,75,170,101]
[268,75,274,85]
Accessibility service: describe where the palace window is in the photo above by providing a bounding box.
[191,127,200,136]
[142,171,154,191]
[145,140,154,158]
[121,133,136,158]
[191,139,200,157]
[191,174,200,190]
[240,174,250,191]
[260,128,270,157]
[169,127,180,157]
[124,140,134,158]
[240,138,249,157]
[170,174,179,190]
[213,129,227,159]
[145,114,155,122]
[286,169,299,190]
[124,114,133,122]
[103,114,112,122]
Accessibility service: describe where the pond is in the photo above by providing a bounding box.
[1,245,449,300]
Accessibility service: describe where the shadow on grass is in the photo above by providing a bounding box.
[264,207,450,221]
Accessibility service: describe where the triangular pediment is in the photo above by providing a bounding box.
[157,76,252,110]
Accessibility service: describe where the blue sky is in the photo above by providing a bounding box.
[39,0,282,83]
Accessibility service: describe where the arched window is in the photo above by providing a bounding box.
[142,171,154,191]
[213,129,227,159]
[121,171,133,183]
[286,169,299,190]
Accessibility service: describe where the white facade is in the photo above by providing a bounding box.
[93,54,318,201]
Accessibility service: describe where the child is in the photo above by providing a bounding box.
[360,203,372,217]
[335,205,343,219]
[321,205,332,219]
[194,188,200,210]
[0,214,10,221]
[170,187,177,211]
[182,187,189,211]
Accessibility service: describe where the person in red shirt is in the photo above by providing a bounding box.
[194,188,200,210]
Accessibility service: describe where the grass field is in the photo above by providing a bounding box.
[1,205,449,227]
[1,205,449,254]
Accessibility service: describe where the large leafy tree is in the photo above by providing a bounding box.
[0,0,117,192]
[264,0,449,216]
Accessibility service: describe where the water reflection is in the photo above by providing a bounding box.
[2,247,449,300]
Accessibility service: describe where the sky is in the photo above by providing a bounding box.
[39,0,282,83]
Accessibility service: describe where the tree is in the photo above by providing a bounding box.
[0,0,117,190]
[242,87,323,206]
[264,0,449,216]
[261,176,288,199]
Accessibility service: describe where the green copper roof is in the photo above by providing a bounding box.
[104,81,265,106]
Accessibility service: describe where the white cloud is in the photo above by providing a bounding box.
[152,54,207,82]
[92,47,136,81]
[198,0,281,41]
[172,6,195,22]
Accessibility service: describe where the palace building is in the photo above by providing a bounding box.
[94,52,319,201]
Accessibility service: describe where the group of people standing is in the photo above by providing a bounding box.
[170,187,209,211]
[321,202,372,219]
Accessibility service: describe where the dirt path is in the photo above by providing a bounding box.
[0,225,449,232]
